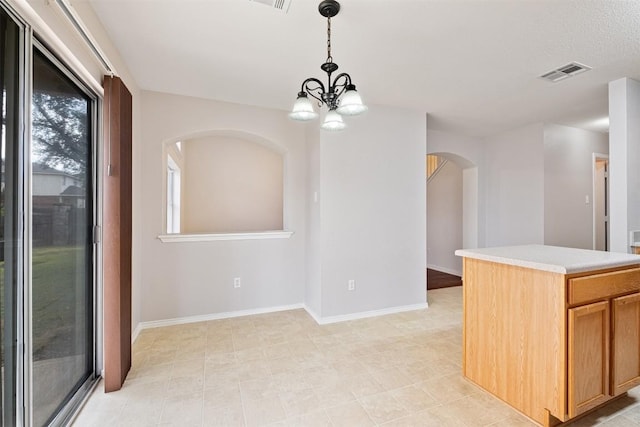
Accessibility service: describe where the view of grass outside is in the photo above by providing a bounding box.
[32,245,86,361]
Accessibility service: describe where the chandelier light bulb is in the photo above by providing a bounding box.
[289,92,319,121]
[320,109,347,131]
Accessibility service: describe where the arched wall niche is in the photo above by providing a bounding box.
[161,129,289,237]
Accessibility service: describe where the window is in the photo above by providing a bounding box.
[166,154,181,233]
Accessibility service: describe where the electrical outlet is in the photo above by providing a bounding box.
[348,279,355,291]
[234,277,241,288]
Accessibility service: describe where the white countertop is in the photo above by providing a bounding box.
[455,245,640,274]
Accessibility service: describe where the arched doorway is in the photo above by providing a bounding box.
[426,152,477,288]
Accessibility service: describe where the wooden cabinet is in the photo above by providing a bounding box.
[568,268,640,305]
[566,270,640,418]
[462,257,640,427]
[566,291,640,417]
[567,301,609,418]
[611,293,640,396]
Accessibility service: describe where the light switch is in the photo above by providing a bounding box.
[585,195,590,204]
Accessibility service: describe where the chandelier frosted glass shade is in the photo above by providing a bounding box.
[320,109,347,131]
[289,92,319,121]
[336,85,368,116]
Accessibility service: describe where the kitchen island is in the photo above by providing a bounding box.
[455,245,640,426]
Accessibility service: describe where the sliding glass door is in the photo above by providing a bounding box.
[31,47,96,426]
[1,2,98,425]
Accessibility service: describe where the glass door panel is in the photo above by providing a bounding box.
[31,48,94,427]
[0,6,21,426]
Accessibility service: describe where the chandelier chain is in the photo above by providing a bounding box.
[326,16,333,63]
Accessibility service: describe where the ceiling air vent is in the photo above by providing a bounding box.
[539,62,592,83]
[249,0,292,13]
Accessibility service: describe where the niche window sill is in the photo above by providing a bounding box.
[158,230,294,243]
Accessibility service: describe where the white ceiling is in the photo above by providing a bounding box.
[84,0,640,138]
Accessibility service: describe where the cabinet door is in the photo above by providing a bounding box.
[568,300,610,418]
[611,293,640,396]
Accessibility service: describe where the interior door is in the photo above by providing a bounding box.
[594,157,609,251]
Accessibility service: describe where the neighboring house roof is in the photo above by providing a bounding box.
[60,185,85,196]
[33,163,70,175]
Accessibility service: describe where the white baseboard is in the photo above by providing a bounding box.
[131,301,431,342]
[304,302,428,325]
[427,264,462,277]
[131,303,304,343]
[132,324,143,344]
[303,304,322,324]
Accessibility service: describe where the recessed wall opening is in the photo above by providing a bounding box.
[162,132,286,235]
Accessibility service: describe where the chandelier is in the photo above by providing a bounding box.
[288,0,367,131]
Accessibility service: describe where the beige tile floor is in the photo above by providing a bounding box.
[72,287,640,426]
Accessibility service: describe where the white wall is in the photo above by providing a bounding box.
[543,124,608,249]
[139,91,306,322]
[427,161,463,275]
[181,135,284,233]
[462,167,479,249]
[427,123,607,254]
[304,126,322,316]
[483,123,545,247]
[315,106,427,318]
[427,129,484,167]
[609,78,640,253]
